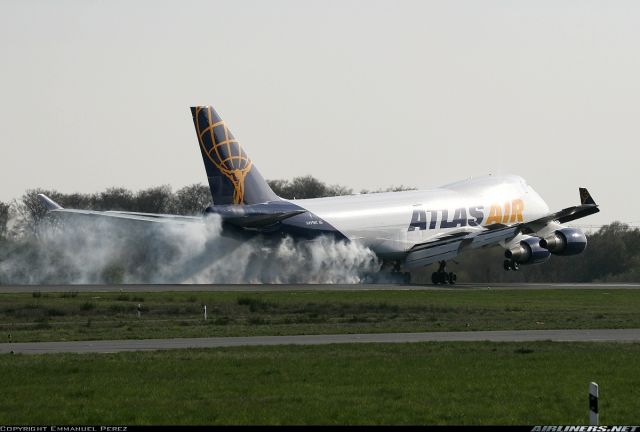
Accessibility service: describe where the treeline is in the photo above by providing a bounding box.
[0,176,414,238]
[0,177,637,283]
[6,184,211,237]
[267,175,416,199]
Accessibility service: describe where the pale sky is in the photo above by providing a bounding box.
[1,0,639,227]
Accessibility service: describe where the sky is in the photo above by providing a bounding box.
[1,0,639,227]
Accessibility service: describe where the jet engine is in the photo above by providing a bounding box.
[505,236,551,265]
[539,227,587,256]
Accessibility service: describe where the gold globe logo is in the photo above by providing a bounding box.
[194,107,253,204]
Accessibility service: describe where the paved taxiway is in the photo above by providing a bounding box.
[1,283,640,293]
[2,283,638,354]
[2,329,639,354]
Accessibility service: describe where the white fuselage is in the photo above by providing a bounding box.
[292,175,550,257]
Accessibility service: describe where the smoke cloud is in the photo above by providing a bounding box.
[0,215,381,284]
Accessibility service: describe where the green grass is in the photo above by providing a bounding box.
[1,289,639,342]
[0,341,638,424]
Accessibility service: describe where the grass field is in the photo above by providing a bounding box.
[1,341,638,424]
[1,289,639,342]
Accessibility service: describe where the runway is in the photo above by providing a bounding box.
[2,328,639,354]
[1,283,640,293]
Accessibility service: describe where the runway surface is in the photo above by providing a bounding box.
[2,328,639,354]
[1,283,640,293]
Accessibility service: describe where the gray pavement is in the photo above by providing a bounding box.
[1,283,640,293]
[2,328,639,355]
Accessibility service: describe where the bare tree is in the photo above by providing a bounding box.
[171,184,212,215]
[133,185,173,213]
[360,185,417,194]
[93,187,136,211]
[0,201,9,240]
[12,189,66,236]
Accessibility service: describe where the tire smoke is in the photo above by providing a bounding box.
[0,215,380,284]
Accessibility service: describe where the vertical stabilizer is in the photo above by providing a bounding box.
[191,106,278,205]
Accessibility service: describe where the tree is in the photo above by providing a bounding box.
[268,175,352,199]
[360,185,417,194]
[0,201,9,240]
[93,187,135,211]
[12,189,67,236]
[171,184,212,215]
[133,185,173,213]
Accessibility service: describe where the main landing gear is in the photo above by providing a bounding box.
[503,259,520,271]
[432,260,456,285]
[375,260,412,284]
[390,260,412,284]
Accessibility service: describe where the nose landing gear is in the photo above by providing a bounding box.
[432,260,457,285]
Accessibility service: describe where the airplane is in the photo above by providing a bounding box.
[38,105,600,284]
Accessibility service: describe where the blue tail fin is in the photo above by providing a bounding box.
[191,106,279,205]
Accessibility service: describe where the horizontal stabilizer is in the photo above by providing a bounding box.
[206,205,306,229]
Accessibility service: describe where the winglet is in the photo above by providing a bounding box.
[579,188,596,206]
[37,194,63,211]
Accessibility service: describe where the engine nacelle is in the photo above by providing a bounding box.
[539,227,587,256]
[505,236,551,265]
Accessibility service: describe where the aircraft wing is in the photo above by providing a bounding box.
[37,194,305,228]
[404,224,520,269]
[404,188,599,269]
[519,188,600,232]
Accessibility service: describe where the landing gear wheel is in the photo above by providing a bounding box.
[432,261,457,285]
[384,260,410,284]
[438,271,448,284]
[448,272,456,285]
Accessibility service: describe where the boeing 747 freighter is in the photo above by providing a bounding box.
[38,106,599,283]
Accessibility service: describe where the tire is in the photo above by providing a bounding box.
[438,272,447,284]
[431,272,439,285]
[448,272,456,285]
[403,272,411,284]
